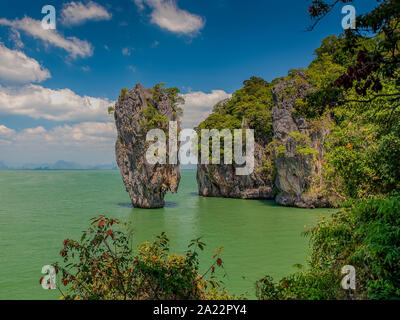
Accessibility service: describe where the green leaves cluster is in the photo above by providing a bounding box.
[199,76,275,145]
[120,88,129,99]
[151,82,184,116]
[139,103,169,132]
[291,33,400,200]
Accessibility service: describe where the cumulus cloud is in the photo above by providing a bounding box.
[0,122,116,163]
[12,122,116,146]
[0,125,15,145]
[0,44,51,84]
[0,84,113,122]
[0,122,116,147]
[61,1,112,26]
[0,124,15,137]
[0,17,93,58]
[134,0,205,35]
[180,90,231,128]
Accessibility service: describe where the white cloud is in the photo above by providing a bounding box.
[0,124,15,138]
[134,0,205,35]
[61,1,112,26]
[0,84,113,122]
[0,44,51,84]
[13,122,116,146]
[181,90,231,128]
[0,17,93,58]
[0,122,117,163]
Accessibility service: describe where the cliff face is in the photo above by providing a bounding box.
[195,74,336,208]
[196,137,274,200]
[114,84,180,209]
[197,111,275,199]
[271,73,334,208]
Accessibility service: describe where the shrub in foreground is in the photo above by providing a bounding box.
[51,215,231,300]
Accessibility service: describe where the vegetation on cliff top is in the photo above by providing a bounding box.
[139,83,185,132]
[198,77,275,145]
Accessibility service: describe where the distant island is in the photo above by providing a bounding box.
[0,160,118,171]
[0,160,196,171]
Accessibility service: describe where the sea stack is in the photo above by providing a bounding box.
[114,84,181,209]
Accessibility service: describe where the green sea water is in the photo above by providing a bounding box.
[0,170,334,299]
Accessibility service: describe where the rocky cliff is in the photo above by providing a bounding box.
[272,73,334,208]
[196,135,274,199]
[196,74,336,208]
[114,84,180,209]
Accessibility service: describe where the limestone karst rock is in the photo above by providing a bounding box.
[196,152,274,200]
[196,119,274,200]
[114,84,180,209]
[271,73,335,208]
[195,73,336,208]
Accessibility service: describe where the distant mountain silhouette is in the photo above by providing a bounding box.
[0,161,8,170]
[0,160,194,171]
[0,160,118,170]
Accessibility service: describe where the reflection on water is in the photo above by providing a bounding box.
[118,201,179,208]
[117,202,133,208]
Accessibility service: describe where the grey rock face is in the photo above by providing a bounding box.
[114,84,180,209]
[196,145,274,200]
[271,73,334,208]
[196,73,335,208]
[196,120,274,200]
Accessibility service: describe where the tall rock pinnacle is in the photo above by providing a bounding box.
[114,84,181,209]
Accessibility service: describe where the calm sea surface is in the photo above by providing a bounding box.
[0,170,334,299]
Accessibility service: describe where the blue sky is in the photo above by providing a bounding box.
[0,0,377,165]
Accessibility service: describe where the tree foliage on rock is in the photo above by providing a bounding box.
[199,76,275,145]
